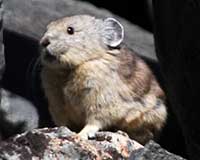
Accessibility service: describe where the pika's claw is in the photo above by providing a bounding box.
[87,131,96,140]
[78,131,96,140]
[78,124,100,140]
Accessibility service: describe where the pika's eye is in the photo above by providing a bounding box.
[67,27,74,35]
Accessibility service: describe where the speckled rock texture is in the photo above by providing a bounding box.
[0,127,143,160]
[0,127,186,160]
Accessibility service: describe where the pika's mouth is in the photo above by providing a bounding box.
[43,48,57,62]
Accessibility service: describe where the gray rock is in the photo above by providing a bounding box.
[0,89,39,139]
[0,127,186,160]
[4,0,156,61]
[153,1,200,159]
[0,127,143,160]
[130,141,186,160]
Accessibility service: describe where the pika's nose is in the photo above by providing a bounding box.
[40,37,50,48]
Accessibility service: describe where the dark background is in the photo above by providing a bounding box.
[80,0,153,32]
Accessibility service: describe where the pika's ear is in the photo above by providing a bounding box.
[101,18,124,48]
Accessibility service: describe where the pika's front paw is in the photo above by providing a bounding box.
[78,124,100,140]
[78,130,96,140]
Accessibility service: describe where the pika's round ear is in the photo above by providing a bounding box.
[101,18,124,48]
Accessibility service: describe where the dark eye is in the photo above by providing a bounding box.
[67,27,74,35]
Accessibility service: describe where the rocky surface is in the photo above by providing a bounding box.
[0,127,143,160]
[0,127,185,160]
[0,89,39,140]
[130,141,186,160]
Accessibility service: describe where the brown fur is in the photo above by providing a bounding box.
[40,15,167,144]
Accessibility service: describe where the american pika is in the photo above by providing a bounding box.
[40,15,167,144]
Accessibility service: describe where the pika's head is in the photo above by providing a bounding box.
[40,15,124,69]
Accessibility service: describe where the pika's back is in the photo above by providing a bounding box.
[117,47,165,99]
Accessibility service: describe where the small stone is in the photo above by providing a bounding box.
[117,130,129,137]
[56,126,72,138]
